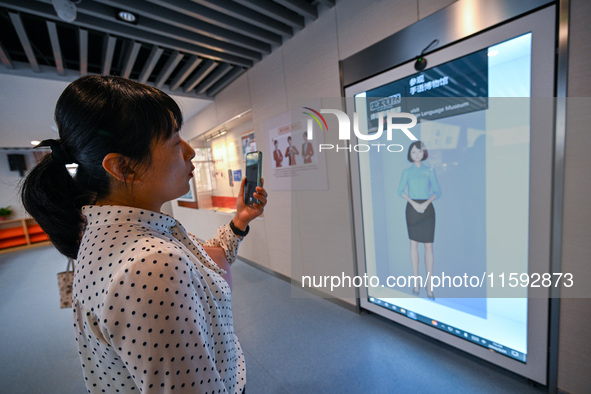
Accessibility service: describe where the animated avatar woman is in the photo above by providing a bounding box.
[397,141,441,299]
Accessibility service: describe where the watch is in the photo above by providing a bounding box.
[230,220,249,236]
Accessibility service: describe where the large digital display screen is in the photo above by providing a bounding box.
[352,33,533,362]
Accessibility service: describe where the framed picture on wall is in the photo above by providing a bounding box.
[241,131,257,159]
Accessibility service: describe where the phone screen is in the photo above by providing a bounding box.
[244,152,262,206]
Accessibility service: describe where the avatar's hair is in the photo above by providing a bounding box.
[407,141,428,162]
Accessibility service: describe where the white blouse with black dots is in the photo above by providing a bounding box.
[72,205,245,393]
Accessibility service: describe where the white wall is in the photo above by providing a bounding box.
[174,0,456,304]
[0,151,34,219]
[557,0,591,392]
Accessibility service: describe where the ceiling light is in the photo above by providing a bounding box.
[116,10,138,24]
[487,50,499,57]
[205,129,227,142]
[52,0,77,22]
[31,140,41,146]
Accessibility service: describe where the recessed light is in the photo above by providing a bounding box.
[116,10,138,24]
[31,140,41,146]
[52,0,77,23]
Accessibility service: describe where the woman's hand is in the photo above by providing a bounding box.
[410,201,428,214]
[232,178,268,231]
[410,201,423,213]
[415,201,429,214]
[415,197,435,214]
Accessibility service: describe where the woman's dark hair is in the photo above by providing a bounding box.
[407,140,428,162]
[21,75,183,259]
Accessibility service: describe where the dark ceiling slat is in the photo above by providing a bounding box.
[207,67,246,97]
[71,12,254,68]
[0,0,52,16]
[0,0,336,98]
[88,0,263,61]
[1,0,253,68]
[146,0,283,46]
[170,55,202,91]
[0,40,14,69]
[192,0,294,38]
[8,12,40,72]
[139,46,163,83]
[122,41,142,78]
[274,0,318,19]
[183,59,217,93]
[79,28,88,75]
[233,0,305,29]
[46,21,64,75]
[195,63,232,95]
[102,35,117,75]
[94,0,272,54]
[155,51,183,89]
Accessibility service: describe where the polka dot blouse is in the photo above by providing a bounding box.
[72,205,245,393]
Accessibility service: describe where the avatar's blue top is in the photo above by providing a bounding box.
[397,164,442,200]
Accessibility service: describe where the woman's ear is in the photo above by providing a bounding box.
[102,153,138,183]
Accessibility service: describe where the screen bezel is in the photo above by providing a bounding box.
[244,151,262,206]
[344,6,555,385]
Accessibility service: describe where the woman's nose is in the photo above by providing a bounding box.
[181,138,196,160]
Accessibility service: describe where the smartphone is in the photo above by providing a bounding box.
[244,151,262,206]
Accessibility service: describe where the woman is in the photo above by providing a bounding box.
[301,132,314,164]
[273,139,283,167]
[21,75,267,393]
[284,136,299,166]
[397,141,441,298]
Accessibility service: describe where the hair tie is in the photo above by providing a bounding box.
[36,139,77,165]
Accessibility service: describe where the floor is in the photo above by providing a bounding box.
[0,245,545,393]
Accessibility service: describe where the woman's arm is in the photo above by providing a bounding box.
[402,193,421,212]
[195,224,241,264]
[397,169,408,198]
[399,169,422,211]
[414,168,441,212]
[416,194,436,213]
[203,246,232,289]
[429,167,442,199]
[197,178,267,261]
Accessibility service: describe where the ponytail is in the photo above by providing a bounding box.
[21,153,94,259]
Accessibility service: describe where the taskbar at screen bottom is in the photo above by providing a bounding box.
[368,296,526,363]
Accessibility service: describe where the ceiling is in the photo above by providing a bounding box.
[0,0,335,148]
[0,73,212,149]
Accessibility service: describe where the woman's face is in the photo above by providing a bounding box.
[410,145,424,163]
[139,132,195,204]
